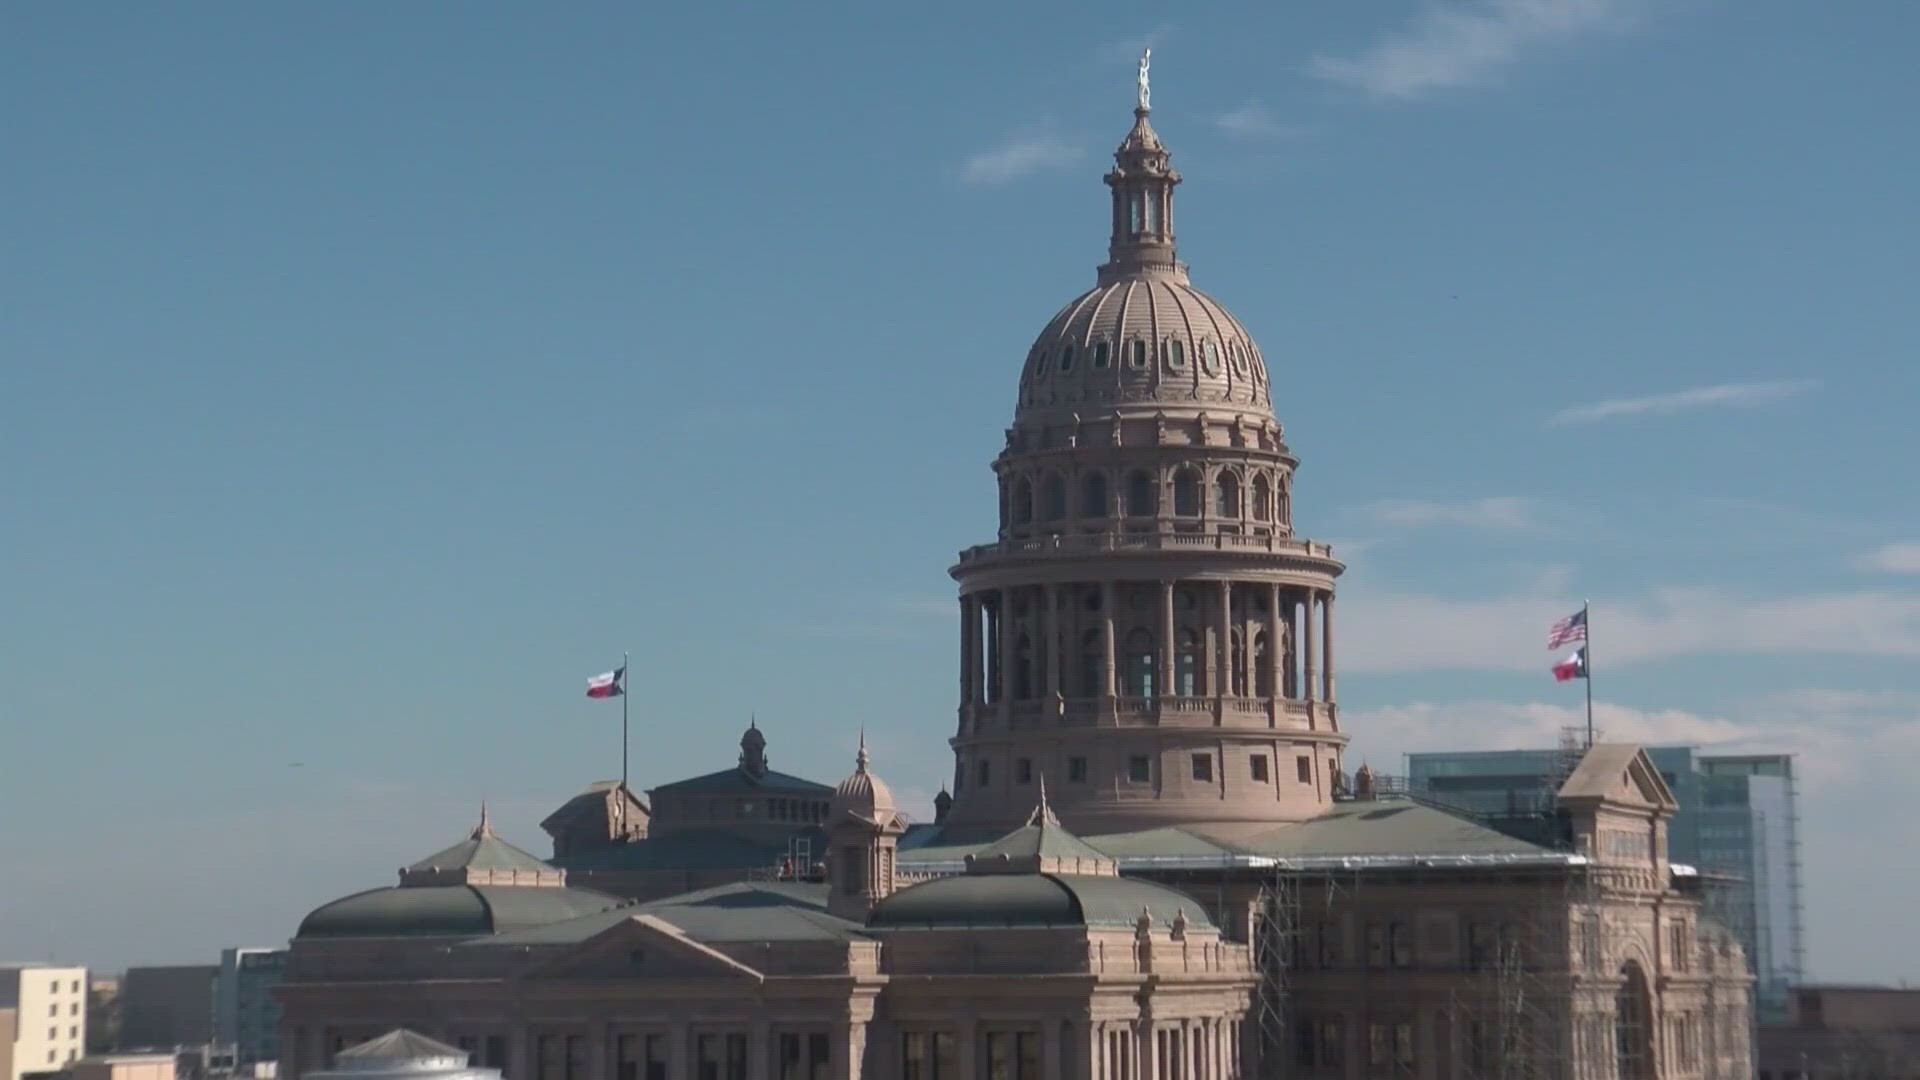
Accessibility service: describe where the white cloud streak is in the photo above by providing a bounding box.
[1309,0,1635,101]
[962,130,1081,186]
[1862,542,1920,575]
[1339,587,1920,674]
[1214,104,1305,142]
[1550,379,1816,424]
[1356,496,1538,530]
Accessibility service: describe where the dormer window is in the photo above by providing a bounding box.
[1129,340,1148,369]
[1167,339,1186,370]
[1093,342,1111,369]
[1059,344,1076,372]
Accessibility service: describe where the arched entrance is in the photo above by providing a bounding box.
[1614,961,1654,1080]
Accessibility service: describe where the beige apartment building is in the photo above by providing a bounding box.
[1,965,89,1080]
[277,67,1754,1080]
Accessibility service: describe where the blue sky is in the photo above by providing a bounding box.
[3,1,1917,981]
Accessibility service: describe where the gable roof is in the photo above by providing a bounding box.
[1558,743,1680,812]
[476,881,861,948]
[541,781,651,831]
[336,1029,467,1063]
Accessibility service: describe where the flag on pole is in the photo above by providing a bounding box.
[586,667,626,699]
[1547,608,1588,650]
[1552,648,1587,683]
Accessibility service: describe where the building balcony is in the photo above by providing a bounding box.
[955,529,1339,569]
[958,694,1337,734]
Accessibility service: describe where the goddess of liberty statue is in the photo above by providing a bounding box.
[1137,48,1151,111]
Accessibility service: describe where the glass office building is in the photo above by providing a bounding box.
[1407,745,1805,1021]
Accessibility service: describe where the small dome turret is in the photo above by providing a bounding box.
[830,730,897,824]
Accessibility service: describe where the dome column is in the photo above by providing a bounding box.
[999,588,1017,718]
[1043,585,1062,701]
[1216,580,1233,709]
[1102,581,1119,704]
[1303,591,1318,708]
[1323,592,1337,707]
[1159,581,1176,702]
[959,595,978,716]
[1265,583,1283,720]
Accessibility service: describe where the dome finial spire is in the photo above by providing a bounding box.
[856,727,870,774]
[473,800,495,840]
[1137,47,1152,112]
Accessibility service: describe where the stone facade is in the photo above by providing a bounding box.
[276,65,1754,1080]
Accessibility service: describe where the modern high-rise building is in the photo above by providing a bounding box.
[117,966,215,1052]
[1408,745,1807,1019]
[0,964,89,1080]
[215,949,287,1069]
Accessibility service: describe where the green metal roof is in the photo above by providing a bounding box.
[476,881,862,947]
[971,817,1112,865]
[404,833,557,876]
[649,767,831,796]
[297,884,623,938]
[1235,800,1552,860]
[866,873,1215,930]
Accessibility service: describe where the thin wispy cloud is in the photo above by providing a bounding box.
[1102,26,1173,65]
[1862,542,1920,575]
[1214,103,1306,142]
[1357,496,1539,530]
[963,129,1082,187]
[1549,379,1816,425]
[1338,586,1920,675]
[1310,0,1637,102]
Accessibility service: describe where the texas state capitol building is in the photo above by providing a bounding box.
[278,76,1755,1080]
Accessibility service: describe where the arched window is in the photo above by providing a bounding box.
[1215,472,1241,518]
[1127,471,1157,517]
[1253,628,1272,697]
[1173,469,1202,517]
[1175,628,1201,696]
[1123,629,1156,697]
[1042,474,1067,521]
[1013,634,1034,700]
[1012,477,1034,525]
[1252,475,1272,521]
[1079,628,1106,696]
[1278,484,1291,527]
[1615,963,1654,1080]
[1082,472,1109,518]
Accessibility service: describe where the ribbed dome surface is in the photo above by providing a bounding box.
[1015,274,1273,421]
[830,738,896,822]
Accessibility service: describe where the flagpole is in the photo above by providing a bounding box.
[621,650,630,793]
[1583,600,1594,749]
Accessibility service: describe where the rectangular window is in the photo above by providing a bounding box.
[645,1036,667,1080]
[1128,756,1151,783]
[535,1036,562,1080]
[1016,758,1033,784]
[485,1036,510,1077]
[986,1033,1011,1080]
[726,1035,748,1080]
[1297,755,1313,784]
[904,1033,959,1080]
[780,1035,802,1080]
[1366,924,1388,969]
[615,1036,637,1080]
[1017,1033,1040,1080]
[696,1036,722,1080]
[1391,923,1415,968]
[1251,754,1269,782]
[1068,756,1088,782]
[841,847,866,895]
[808,1035,830,1080]
[1191,753,1213,782]
[976,761,990,787]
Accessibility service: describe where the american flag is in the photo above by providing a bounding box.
[1547,608,1588,650]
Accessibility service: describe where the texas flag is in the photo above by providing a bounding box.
[1552,648,1587,683]
[586,667,626,699]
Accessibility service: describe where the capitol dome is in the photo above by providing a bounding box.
[1010,102,1274,428]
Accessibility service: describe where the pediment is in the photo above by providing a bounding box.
[528,914,765,984]
[1558,744,1679,814]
